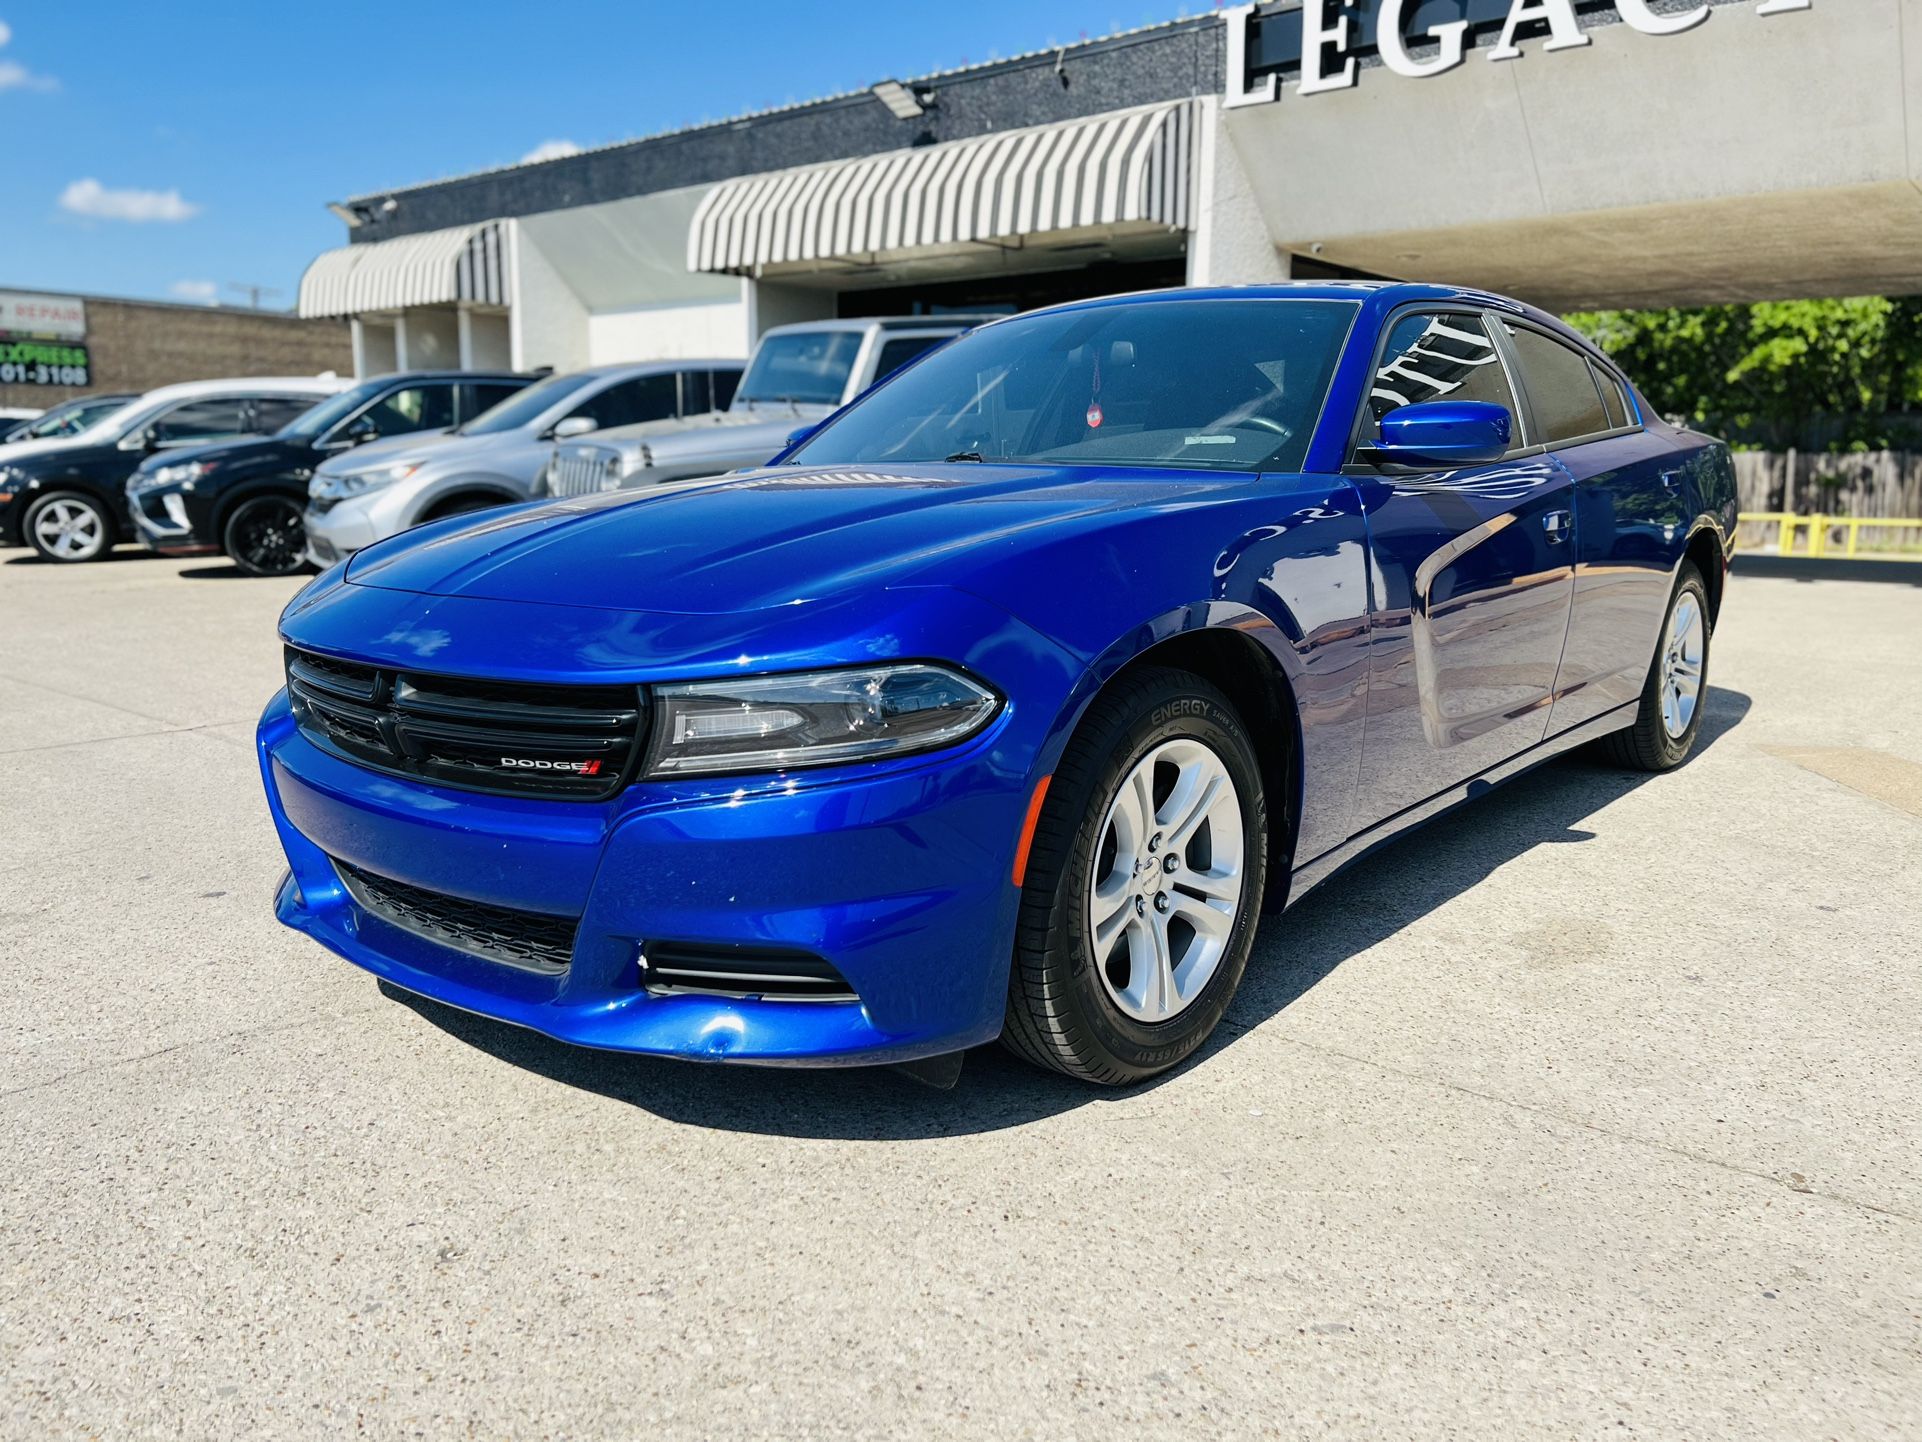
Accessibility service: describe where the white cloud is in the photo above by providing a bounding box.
[170,280,220,304]
[0,20,58,91]
[520,139,582,165]
[0,58,55,92]
[59,177,200,223]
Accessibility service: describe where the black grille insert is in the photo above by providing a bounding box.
[286,647,644,800]
[640,943,858,1002]
[333,857,577,973]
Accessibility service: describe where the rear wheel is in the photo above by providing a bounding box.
[1003,667,1268,1085]
[224,495,309,577]
[24,492,113,563]
[1600,562,1711,772]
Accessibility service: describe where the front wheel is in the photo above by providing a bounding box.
[24,491,114,563]
[1600,561,1712,772]
[224,495,309,577]
[1003,667,1268,1086]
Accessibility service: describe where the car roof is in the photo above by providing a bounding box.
[564,358,747,381]
[360,369,536,383]
[759,315,995,338]
[130,375,349,405]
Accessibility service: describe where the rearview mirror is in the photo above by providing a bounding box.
[552,416,597,440]
[1372,401,1511,466]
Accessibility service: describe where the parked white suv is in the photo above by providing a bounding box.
[541,318,983,499]
[303,358,743,566]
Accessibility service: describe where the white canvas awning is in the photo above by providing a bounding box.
[687,100,1196,277]
[299,221,507,318]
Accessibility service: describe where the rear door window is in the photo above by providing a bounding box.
[1503,325,1610,445]
[1589,360,1633,430]
[248,396,319,434]
[1361,311,1522,450]
[150,399,249,446]
[569,374,679,430]
[677,370,711,417]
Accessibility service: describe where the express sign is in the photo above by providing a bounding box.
[1224,0,1813,107]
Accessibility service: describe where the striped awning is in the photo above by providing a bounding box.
[298,222,507,318]
[688,100,1196,277]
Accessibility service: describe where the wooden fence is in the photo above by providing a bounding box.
[1732,451,1922,552]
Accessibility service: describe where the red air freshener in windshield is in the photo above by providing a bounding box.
[1086,351,1103,428]
[1085,402,1103,429]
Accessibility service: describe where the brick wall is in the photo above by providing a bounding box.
[0,296,352,412]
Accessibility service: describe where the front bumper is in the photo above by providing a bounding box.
[303,499,381,567]
[257,597,1076,1066]
[127,486,217,554]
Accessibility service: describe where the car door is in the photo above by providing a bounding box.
[1495,325,1690,734]
[1349,307,1579,822]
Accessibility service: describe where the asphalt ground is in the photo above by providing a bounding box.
[2,548,1918,1439]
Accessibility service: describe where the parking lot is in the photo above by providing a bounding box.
[1,550,1918,1439]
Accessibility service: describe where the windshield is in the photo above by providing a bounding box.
[736,331,863,407]
[784,299,1357,474]
[275,378,396,439]
[7,396,131,441]
[456,371,596,435]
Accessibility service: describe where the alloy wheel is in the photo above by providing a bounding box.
[1659,590,1706,739]
[230,497,306,576]
[1087,737,1245,1024]
[32,498,105,561]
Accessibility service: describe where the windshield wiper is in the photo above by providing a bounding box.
[944,450,985,463]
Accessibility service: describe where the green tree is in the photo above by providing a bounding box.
[1564,297,1922,451]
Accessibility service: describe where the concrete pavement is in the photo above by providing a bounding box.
[1,549,1917,1439]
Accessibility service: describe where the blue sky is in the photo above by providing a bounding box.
[1,1,1199,308]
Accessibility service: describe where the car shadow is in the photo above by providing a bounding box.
[384,685,1753,1140]
[177,563,312,581]
[3,546,170,566]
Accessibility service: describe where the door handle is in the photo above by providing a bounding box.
[1660,468,1684,490]
[1542,509,1572,544]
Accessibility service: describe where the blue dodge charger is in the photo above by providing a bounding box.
[259,284,1733,1086]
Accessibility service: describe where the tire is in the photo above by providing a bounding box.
[1599,561,1712,772]
[223,494,309,577]
[23,491,113,563]
[1003,666,1269,1085]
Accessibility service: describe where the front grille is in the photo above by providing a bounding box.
[333,857,577,973]
[640,943,858,1002]
[548,445,624,498]
[286,647,644,800]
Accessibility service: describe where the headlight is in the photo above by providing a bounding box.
[310,463,418,501]
[643,664,999,777]
[130,460,211,492]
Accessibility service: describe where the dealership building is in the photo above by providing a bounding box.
[298,0,1910,376]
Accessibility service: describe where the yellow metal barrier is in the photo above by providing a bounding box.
[1735,512,1922,558]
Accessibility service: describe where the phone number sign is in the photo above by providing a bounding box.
[0,337,92,388]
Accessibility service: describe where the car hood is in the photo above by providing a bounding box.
[345,461,1237,615]
[0,432,116,465]
[311,428,464,476]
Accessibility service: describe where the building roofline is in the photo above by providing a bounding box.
[333,13,1216,208]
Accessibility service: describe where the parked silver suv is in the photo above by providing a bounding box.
[542,318,982,498]
[303,358,743,565]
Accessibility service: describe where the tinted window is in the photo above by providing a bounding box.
[737,332,863,406]
[874,335,947,383]
[1590,360,1632,430]
[711,368,741,409]
[464,382,525,421]
[355,384,456,439]
[1504,325,1609,444]
[249,397,317,434]
[677,370,711,416]
[570,373,679,430]
[787,299,1356,475]
[276,378,392,438]
[1363,311,1520,446]
[150,399,248,445]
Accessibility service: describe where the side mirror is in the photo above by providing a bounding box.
[552,416,597,440]
[343,415,379,446]
[1372,401,1511,466]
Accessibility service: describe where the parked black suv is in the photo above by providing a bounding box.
[0,379,340,565]
[127,370,533,575]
